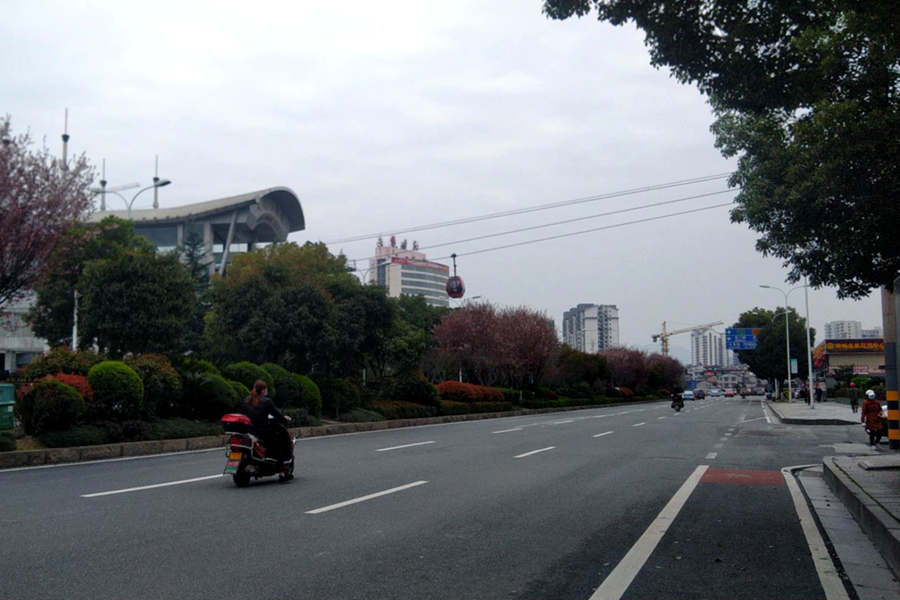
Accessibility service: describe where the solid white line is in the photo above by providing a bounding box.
[493,428,523,434]
[706,452,718,459]
[82,474,224,498]
[741,417,766,423]
[515,447,555,458]
[306,481,428,515]
[590,465,709,600]
[632,422,646,427]
[593,431,614,438]
[782,466,850,600]
[552,420,575,425]
[1,447,225,474]
[375,441,434,452]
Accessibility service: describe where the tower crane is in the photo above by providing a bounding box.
[652,320,724,357]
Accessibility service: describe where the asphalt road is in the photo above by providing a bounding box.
[0,397,858,599]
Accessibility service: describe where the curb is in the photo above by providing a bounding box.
[822,456,900,577]
[765,402,859,426]
[0,399,655,470]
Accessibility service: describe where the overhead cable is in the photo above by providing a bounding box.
[327,172,733,244]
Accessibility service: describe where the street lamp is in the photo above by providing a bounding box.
[760,283,809,405]
[90,179,171,219]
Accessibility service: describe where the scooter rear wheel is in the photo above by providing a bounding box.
[233,460,251,488]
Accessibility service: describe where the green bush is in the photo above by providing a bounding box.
[261,363,299,404]
[88,361,144,420]
[312,376,361,418]
[221,362,275,396]
[496,388,521,404]
[283,407,322,427]
[382,376,440,407]
[103,420,150,443]
[340,408,387,423]
[227,380,251,402]
[371,400,436,420]
[438,400,469,416]
[19,346,104,379]
[604,387,622,399]
[172,357,221,376]
[39,425,110,448]
[15,380,86,435]
[470,401,514,413]
[124,354,183,418]
[148,418,224,440]
[293,375,322,417]
[176,371,242,421]
[0,432,17,452]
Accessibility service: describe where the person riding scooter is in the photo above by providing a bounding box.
[671,392,684,411]
[242,379,293,481]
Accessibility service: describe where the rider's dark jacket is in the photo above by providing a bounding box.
[242,395,286,431]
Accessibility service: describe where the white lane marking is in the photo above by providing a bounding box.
[552,420,575,425]
[593,431,614,438]
[657,416,666,420]
[590,465,709,600]
[493,428,523,434]
[720,437,729,441]
[706,452,718,459]
[375,441,434,452]
[632,422,646,427]
[82,474,224,498]
[306,481,428,515]
[725,433,732,436]
[2,447,225,474]
[741,417,766,423]
[714,444,724,448]
[515,447,556,459]
[762,405,773,424]
[782,466,851,600]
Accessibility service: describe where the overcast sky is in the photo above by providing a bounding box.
[2,0,883,357]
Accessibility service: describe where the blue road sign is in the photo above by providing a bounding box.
[726,327,760,350]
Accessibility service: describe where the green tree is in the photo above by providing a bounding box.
[543,1,900,297]
[178,221,211,353]
[30,217,154,346]
[79,252,196,357]
[732,307,816,385]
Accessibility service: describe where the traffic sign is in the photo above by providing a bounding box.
[725,327,760,350]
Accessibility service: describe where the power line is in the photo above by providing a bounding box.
[427,201,735,261]
[419,189,734,253]
[327,172,732,244]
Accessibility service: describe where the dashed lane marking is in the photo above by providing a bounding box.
[375,441,435,452]
[515,447,555,459]
[306,481,428,515]
[632,422,646,427]
[82,474,224,498]
[493,428,523,434]
[593,431,614,438]
[706,452,718,459]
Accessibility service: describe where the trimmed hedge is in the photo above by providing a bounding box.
[495,387,521,404]
[340,408,387,423]
[39,425,110,448]
[382,376,440,407]
[15,380,86,435]
[469,401,514,413]
[222,362,275,396]
[228,380,251,402]
[371,400,436,420]
[19,346,104,379]
[178,372,242,420]
[312,376,361,418]
[88,361,145,420]
[283,407,322,427]
[438,400,469,416]
[0,431,17,452]
[293,374,322,417]
[261,364,322,417]
[436,381,505,403]
[47,373,94,402]
[125,354,183,418]
[149,418,224,440]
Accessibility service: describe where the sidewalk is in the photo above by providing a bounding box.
[766,400,900,579]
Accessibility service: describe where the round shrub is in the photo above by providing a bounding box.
[47,373,93,402]
[125,354,183,418]
[436,381,479,403]
[293,374,322,417]
[181,373,241,421]
[311,376,360,418]
[87,361,145,420]
[283,407,321,427]
[222,362,275,396]
[383,376,439,407]
[20,346,104,379]
[172,357,221,376]
[15,380,86,435]
[262,363,303,406]
[228,380,251,401]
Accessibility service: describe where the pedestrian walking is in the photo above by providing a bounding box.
[848,382,859,413]
[803,386,810,406]
[814,384,823,404]
[861,389,885,450]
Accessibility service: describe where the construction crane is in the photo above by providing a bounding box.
[652,320,724,357]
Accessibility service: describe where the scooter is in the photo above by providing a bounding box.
[221,413,295,487]
[671,394,684,412]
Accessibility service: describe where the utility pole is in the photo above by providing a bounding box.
[884,283,899,450]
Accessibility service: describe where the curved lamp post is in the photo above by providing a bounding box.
[90,179,171,218]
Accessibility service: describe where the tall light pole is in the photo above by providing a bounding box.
[760,283,808,404]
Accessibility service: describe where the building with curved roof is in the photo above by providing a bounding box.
[88,186,305,275]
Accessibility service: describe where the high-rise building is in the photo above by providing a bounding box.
[862,326,883,339]
[691,328,726,367]
[369,242,450,307]
[823,320,862,339]
[562,304,619,352]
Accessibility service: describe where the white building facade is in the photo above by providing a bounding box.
[862,326,884,339]
[369,245,450,307]
[691,328,727,367]
[562,304,620,353]
[0,294,49,375]
[823,320,863,340]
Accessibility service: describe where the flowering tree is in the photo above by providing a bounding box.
[600,347,651,390]
[0,117,95,307]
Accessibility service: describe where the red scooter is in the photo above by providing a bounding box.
[221,413,295,487]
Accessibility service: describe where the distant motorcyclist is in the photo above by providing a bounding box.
[671,391,684,411]
[242,379,292,479]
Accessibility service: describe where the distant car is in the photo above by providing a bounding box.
[682,390,695,401]
[693,389,706,400]
[724,389,735,397]
[709,389,723,397]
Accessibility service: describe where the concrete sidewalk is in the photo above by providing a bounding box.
[767,400,900,579]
